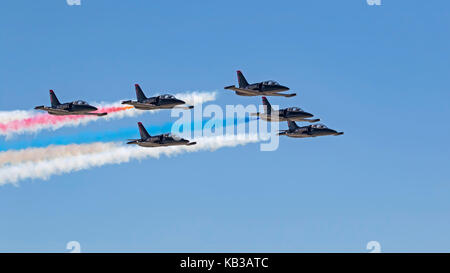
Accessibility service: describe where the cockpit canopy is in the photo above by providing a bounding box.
[159,94,175,99]
[263,80,279,86]
[73,100,88,105]
[163,133,182,140]
[311,124,328,129]
[287,107,304,112]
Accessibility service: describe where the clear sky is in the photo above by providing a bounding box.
[1,0,449,252]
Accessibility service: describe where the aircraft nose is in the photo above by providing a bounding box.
[280,86,290,91]
[89,106,98,111]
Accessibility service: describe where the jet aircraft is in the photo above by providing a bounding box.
[127,122,197,147]
[252,97,320,123]
[224,71,296,97]
[34,90,107,116]
[278,121,344,138]
[122,84,193,110]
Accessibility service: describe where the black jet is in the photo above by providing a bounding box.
[224,70,296,97]
[127,122,197,147]
[278,121,344,138]
[34,90,107,116]
[252,97,320,123]
[121,84,193,110]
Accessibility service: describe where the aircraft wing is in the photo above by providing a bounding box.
[173,105,194,110]
[122,101,159,109]
[266,92,297,98]
[224,85,261,96]
[304,118,320,123]
[34,106,70,115]
[288,118,320,123]
[80,112,108,116]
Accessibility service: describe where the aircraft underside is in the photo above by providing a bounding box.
[285,133,312,138]
[235,91,296,97]
[123,101,192,110]
[225,86,296,97]
[259,115,319,123]
[40,108,106,116]
[137,141,193,147]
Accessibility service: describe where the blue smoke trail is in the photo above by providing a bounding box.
[0,117,254,151]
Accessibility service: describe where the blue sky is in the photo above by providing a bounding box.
[1,0,450,252]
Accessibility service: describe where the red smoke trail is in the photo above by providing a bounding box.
[0,105,133,135]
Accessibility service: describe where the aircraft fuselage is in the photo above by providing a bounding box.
[285,128,342,138]
[259,110,316,122]
[122,98,189,110]
[34,104,105,116]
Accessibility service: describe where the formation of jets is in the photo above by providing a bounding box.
[33,70,343,147]
[225,71,343,139]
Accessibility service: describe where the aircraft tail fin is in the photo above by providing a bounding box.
[137,122,151,140]
[262,96,272,114]
[49,90,61,107]
[237,70,249,88]
[288,120,299,131]
[135,84,147,102]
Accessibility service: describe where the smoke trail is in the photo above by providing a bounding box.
[0,134,259,186]
[0,110,34,124]
[0,116,252,151]
[0,91,217,137]
[0,142,117,166]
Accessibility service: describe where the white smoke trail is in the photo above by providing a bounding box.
[0,142,118,166]
[0,110,34,123]
[175,91,217,106]
[0,91,217,138]
[0,134,259,186]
